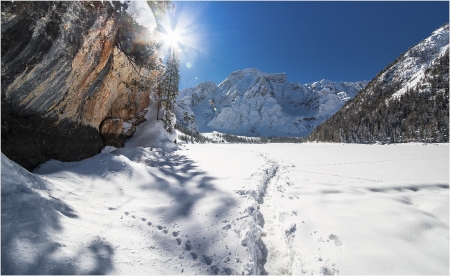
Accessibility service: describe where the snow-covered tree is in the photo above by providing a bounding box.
[160,49,180,133]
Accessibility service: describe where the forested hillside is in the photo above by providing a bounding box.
[308,24,449,143]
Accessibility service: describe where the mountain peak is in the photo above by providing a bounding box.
[309,23,449,143]
[177,68,367,137]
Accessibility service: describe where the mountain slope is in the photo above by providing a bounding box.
[176,68,367,137]
[308,23,449,143]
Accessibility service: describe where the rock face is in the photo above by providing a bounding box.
[1,1,160,170]
[176,69,367,137]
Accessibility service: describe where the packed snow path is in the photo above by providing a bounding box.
[1,143,449,274]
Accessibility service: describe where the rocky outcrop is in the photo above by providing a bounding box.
[1,1,161,170]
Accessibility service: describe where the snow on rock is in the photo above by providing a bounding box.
[176,69,368,137]
[389,23,449,99]
[125,0,157,32]
[124,102,177,150]
[175,101,199,133]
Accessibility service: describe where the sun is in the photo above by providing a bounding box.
[153,2,205,63]
[165,30,180,48]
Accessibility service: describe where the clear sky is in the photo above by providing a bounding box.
[164,1,449,90]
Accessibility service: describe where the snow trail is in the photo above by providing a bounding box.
[259,162,297,275]
[2,143,448,274]
[244,155,279,274]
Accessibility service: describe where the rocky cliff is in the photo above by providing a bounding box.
[176,69,367,137]
[1,1,162,170]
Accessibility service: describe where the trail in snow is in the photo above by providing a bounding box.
[181,143,449,275]
[1,142,448,274]
[259,161,298,275]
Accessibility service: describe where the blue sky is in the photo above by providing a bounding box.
[166,1,449,90]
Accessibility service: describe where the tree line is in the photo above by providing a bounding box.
[308,49,449,143]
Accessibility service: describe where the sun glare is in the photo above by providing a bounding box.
[153,2,206,67]
[166,30,180,47]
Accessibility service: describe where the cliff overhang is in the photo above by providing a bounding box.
[1,1,162,170]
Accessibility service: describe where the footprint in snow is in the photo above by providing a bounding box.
[222,224,231,230]
[329,234,343,246]
[203,255,213,265]
[190,252,198,260]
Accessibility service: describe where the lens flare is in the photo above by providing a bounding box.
[153,2,205,61]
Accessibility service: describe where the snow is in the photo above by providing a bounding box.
[124,102,177,149]
[176,69,367,137]
[125,0,157,32]
[389,24,449,100]
[2,124,448,274]
[122,121,132,133]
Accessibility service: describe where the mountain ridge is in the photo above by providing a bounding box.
[176,68,368,137]
[308,23,449,143]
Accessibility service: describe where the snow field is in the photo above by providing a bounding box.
[1,143,274,274]
[195,143,448,275]
[2,141,448,274]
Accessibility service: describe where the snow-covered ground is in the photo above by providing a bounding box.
[2,134,448,274]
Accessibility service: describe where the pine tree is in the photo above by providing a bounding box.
[148,62,165,121]
[160,49,180,133]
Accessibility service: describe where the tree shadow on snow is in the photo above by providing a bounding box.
[1,159,114,275]
[135,151,240,273]
[140,152,237,220]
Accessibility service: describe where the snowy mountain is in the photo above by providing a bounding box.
[309,23,449,143]
[176,69,367,137]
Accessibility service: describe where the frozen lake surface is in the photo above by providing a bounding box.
[2,142,448,274]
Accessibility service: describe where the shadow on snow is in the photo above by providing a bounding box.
[1,154,114,274]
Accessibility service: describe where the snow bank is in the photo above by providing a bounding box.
[124,103,177,150]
